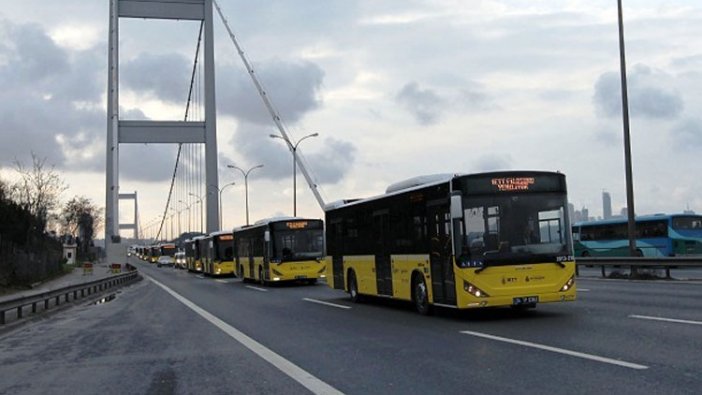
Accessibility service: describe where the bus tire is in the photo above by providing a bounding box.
[581,251,590,257]
[348,271,362,303]
[259,267,267,286]
[635,249,644,257]
[412,274,432,316]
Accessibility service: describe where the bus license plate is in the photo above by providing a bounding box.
[513,296,539,305]
[295,275,307,279]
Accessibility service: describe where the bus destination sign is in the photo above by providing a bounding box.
[286,221,308,229]
[491,177,535,192]
[219,234,234,241]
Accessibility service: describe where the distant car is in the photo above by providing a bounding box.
[157,255,174,268]
[174,252,186,269]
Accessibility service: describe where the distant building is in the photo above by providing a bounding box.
[602,191,612,220]
[570,206,590,223]
[568,203,575,224]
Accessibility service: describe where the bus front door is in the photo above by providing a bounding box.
[428,202,456,305]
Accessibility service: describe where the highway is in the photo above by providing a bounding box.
[1,258,700,394]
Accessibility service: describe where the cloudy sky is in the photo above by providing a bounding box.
[1,0,701,238]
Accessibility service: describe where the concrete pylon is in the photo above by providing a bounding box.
[105,0,219,262]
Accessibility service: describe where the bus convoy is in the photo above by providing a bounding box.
[129,170,699,315]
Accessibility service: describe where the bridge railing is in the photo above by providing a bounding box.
[0,270,140,325]
[576,257,702,278]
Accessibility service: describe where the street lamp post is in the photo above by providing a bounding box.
[269,132,318,217]
[169,207,176,240]
[217,181,236,230]
[227,164,264,226]
[617,0,637,261]
[178,200,191,233]
[189,193,204,233]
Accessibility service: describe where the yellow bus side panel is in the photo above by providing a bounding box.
[344,255,377,295]
[391,255,431,301]
[454,261,577,308]
[237,260,251,279]
[254,256,265,281]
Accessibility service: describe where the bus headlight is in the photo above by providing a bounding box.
[463,280,489,298]
[560,276,575,292]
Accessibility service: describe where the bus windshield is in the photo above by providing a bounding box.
[215,238,234,261]
[272,229,324,262]
[459,193,571,266]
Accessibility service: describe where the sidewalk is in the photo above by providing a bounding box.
[0,262,120,304]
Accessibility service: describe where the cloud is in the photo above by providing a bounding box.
[0,19,105,169]
[395,81,444,125]
[218,59,325,125]
[305,138,356,184]
[120,144,180,182]
[472,154,513,172]
[593,64,684,119]
[121,53,192,104]
[224,122,356,185]
[671,118,702,150]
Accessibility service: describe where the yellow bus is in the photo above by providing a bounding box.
[187,236,205,272]
[184,239,194,269]
[202,231,236,276]
[148,245,159,263]
[234,218,326,285]
[325,171,576,314]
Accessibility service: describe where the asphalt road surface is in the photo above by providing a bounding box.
[1,258,700,394]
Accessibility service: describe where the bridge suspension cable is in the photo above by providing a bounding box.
[213,0,328,210]
[155,21,205,241]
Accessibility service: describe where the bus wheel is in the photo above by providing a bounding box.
[412,275,432,315]
[240,266,250,283]
[348,271,362,303]
[635,249,644,257]
[581,251,590,257]
[259,267,267,286]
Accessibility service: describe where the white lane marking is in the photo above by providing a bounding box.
[629,314,702,326]
[246,285,268,292]
[145,275,342,395]
[196,275,205,279]
[578,288,591,292]
[215,279,228,284]
[303,298,351,310]
[460,330,648,370]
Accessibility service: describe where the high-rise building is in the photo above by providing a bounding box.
[603,191,612,220]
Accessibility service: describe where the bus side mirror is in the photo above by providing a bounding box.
[451,193,463,219]
[264,231,270,242]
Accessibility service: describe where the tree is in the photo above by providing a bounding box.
[61,196,102,257]
[11,153,68,231]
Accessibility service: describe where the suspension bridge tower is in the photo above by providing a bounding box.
[105,0,219,261]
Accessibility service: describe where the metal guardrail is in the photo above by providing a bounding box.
[576,257,702,278]
[0,270,140,325]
